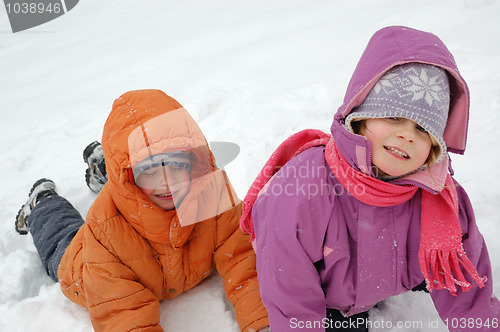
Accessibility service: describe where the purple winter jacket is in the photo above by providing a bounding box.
[252,26,500,331]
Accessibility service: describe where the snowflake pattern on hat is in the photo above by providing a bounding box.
[374,68,446,107]
[373,66,448,108]
[406,68,445,105]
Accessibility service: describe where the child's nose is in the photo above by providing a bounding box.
[159,166,171,188]
[396,122,416,143]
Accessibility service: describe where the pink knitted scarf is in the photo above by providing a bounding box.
[240,129,486,295]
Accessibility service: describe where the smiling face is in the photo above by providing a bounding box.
[136,165,191,210]
[357,117,433,177]
[134,155,192,210]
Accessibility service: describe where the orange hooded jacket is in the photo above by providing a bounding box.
[57,90,268,332]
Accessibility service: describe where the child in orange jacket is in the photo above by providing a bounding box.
[15,89,269,332]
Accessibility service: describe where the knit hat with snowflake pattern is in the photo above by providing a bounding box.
[345,63,451,164]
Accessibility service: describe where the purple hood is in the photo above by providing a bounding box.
[333,25,469,154]
[331,26,470,194]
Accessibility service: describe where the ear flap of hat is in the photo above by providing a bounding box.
[442,69,469,155]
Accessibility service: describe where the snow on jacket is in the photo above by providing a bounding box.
[251,26,500,331]
[58,90,268,332]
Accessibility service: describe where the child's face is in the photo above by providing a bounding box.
[358,117,432,177]
[136,165,191,210]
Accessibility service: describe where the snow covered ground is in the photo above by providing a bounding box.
[1,0,499,331]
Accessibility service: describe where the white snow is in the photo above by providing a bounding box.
[1,0,499,331]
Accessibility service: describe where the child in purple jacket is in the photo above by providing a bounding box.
[240,26,500,331]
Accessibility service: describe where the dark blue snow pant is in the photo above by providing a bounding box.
[29,194,84,282]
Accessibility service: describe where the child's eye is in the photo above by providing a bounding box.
[142,169,159,176]
[388,117,400,121]
[416,125,427,132]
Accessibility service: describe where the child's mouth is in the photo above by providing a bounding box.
[156,192,174,200]
[384,146,410,159]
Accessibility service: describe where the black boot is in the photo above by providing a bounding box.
[83,141,107,193]
[326,308,369,332]
[15,178,57,235]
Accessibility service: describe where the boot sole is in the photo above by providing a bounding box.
[15,179,56,235]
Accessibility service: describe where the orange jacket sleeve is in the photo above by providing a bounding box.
[82,219,164,332]
[213,203,269,332]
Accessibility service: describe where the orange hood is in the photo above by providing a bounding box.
[101,89,234,245]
